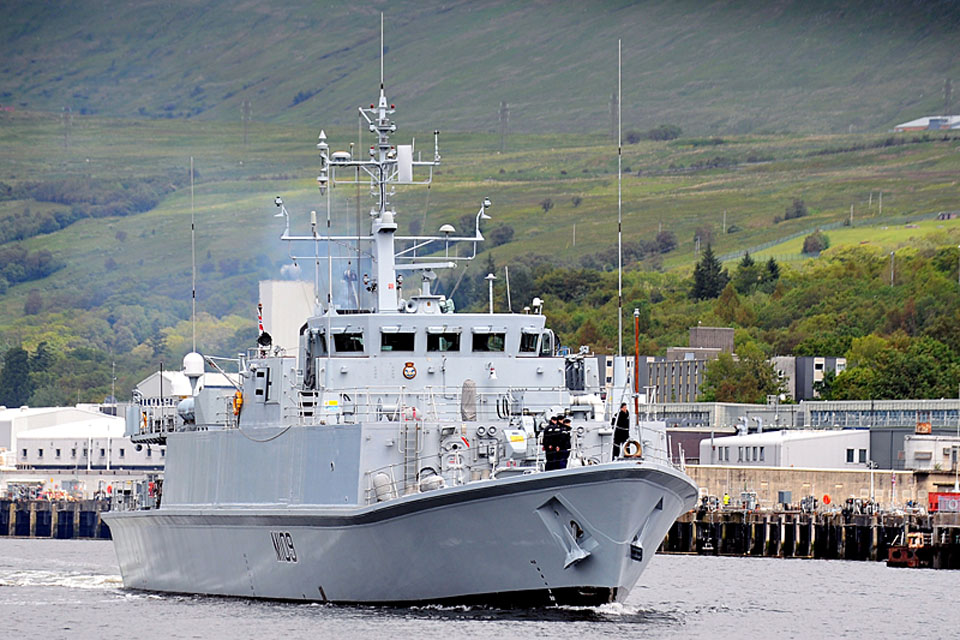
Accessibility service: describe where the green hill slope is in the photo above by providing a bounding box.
[3,1,960,134]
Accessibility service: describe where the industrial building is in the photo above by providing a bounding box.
[903,434,960,472]
[657,399,960,470]
[598,325,734,403]
[772,356,846,401]
[698,429,871,469]
[15,417,163,471]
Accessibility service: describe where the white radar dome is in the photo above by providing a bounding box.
[183,352,204,377]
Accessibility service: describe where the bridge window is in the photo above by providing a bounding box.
[427,332,461,352]
[381,330,415,352]
[473,332,505,352]
[333,332,364,353]
[519,332,539,353]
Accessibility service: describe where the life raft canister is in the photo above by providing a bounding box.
[232,390,244,416]
[622,439,643,458]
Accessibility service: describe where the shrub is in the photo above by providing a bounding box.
[802,230,830,255]
[784,198,808,220]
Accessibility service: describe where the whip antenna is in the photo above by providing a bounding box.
[617,40,623,361]
[190,156,197,352]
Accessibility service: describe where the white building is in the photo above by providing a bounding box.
[903,434,960,472]
[0,406,115,456]
[699,429,871,469]
[893,115,960,132]
[15,416,163,471]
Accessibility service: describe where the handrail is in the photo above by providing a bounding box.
[360,437,679,506]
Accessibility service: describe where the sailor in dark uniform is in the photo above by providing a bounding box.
[543,415,571,470]
[612,402,630,458]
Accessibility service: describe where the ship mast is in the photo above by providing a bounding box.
[279,14,491,314]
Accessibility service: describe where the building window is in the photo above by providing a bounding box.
[100,448,106,457]
[738,446,743,462]
[759,447,765,462]
[119,448,125,458]
[752,446,758,461]
[859,449,867,464]
[846,448,855,463]
[71,448,77,458]
[55,448,61,458]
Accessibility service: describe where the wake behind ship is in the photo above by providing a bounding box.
[103,28,698,606]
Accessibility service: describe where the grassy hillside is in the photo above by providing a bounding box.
[2,1,960,135]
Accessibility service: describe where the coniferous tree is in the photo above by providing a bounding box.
[765,257,780,282]
[758,256,781,293]
[733,251,763,294]
[691,244,728,300]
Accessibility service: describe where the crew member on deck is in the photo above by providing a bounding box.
[612,402,630,458]
[543,415,571,471]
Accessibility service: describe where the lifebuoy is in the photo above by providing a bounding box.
[232,390,244,416]
[622,439,643,458]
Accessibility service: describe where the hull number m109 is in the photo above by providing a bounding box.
[271,531,298,563]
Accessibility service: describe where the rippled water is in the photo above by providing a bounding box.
[0,538,955,639]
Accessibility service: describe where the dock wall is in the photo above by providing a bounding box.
[688,465,922,507]
[660,510,960,569]
[0,500,111,539]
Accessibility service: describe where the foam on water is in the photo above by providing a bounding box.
[0,569,122,590]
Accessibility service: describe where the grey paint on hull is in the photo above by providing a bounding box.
[105,463,697,605]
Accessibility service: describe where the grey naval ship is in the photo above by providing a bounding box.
[104,49,698,607]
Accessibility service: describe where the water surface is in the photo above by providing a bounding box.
[0,539,950,639]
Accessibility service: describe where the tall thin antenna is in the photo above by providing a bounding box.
[617,39,623,359]
[380,12,384,89]
[190,156,196,352]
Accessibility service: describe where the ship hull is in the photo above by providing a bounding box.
[104,462,697,606]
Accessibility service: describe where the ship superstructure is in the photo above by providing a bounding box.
[104,27,697,606]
